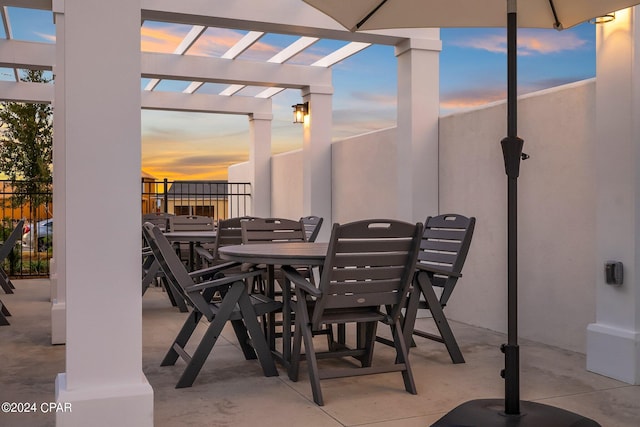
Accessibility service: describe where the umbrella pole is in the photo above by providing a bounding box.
[501,6,523,416]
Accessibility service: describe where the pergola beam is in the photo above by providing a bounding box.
[141,50,331,88]
[141,90,271,115]
[0,39,54,70]
[0,79,52,102]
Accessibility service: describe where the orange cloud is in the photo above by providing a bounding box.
[452,29,588,56]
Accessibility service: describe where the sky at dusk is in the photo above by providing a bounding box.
[2,6,597,181]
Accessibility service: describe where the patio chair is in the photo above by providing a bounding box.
[401,213,475,364]
[283,219,423,406]
[168,215,215,269]
[142,222,281,388]
[196,216,256,267]
[241,217,307,291]
[142,212,174,231]
[1,219,25,294]
[300,215,323,242]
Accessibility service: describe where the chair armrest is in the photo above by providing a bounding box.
[415,263,462,278]
[185,269,265,293]
[281,265,321,298]
[194,245,214,262]
[188,261,245,279]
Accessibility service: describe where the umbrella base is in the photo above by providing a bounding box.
[431,399,601,427]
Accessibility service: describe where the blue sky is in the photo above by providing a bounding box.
[2,6,596,180]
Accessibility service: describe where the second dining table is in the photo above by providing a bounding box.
[218,241,328,365]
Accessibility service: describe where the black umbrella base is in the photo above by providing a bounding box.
[431,399,601,427]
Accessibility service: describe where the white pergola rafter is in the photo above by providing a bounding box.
[225,35,319,98]
[187,30,265,95]
[144,24,207,91]
[0,6,18,81]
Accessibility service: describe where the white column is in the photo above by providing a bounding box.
[395,36,442,223]
[302,85,333,241]
[54,1,154,425]
[587,6,640,385]
[51,7,66,345]
[248,113,273,217]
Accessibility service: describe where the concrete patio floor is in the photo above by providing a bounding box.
[1,279,638,427]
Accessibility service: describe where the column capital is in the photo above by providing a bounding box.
[394,38,442,57]
[302,85,334,97]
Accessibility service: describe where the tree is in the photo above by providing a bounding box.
[0,69,53,214]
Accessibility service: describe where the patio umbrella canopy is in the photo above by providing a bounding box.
[302,1,640,426]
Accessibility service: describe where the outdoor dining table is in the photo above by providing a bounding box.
[163,230,217,270]
[218,242,328,366]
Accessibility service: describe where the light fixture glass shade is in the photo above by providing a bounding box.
[292,102,308,123]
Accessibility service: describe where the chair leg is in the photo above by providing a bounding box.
[0,269,14,294]
[236,291,278,377]
[175,283,245,388]
[0,299,9,325]
[392,317,417,395]
[288,301,304,382]
[1,299,10,316]
[415,272,465,364]
[290,289,324,405]
[161,310,202,366]
[230,319,257,360]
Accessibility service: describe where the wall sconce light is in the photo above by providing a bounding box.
[292,102,309,123]
[589,13,615,24]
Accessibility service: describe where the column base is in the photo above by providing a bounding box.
[51,299,66,345]
[587,323,640,385]
[55,373,154,427]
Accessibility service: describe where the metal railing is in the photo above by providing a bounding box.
[0,180,52,278]
[1,179,252,278]
[141,179,252,224]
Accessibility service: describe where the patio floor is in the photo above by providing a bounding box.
[1,279,639,427]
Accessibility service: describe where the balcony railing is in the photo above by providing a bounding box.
[1,179,252,278]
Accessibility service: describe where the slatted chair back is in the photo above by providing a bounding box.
[241,218,306,244]
[142,212,174,231]
[0,219,25,294]
[168,215,214,232]
[418,214,475,305]
[300,216,323,242]
[313,219,423,330]
[210,216,256,260]
[142,222,205,314]
[284,218,423,406]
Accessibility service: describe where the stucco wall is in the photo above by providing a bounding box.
[331,127,398,223]
[439,79,597,352]
[271,149,303,219]
[248,79,597,353]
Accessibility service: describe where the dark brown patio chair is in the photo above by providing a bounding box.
[402,213,475,364]
[1,219,25,294]
[300,215,323,242]
[168,215,215,269]
[196,216,256,267]
[142,222,281,388]
[283,219,423,406]
[142,212,174,231]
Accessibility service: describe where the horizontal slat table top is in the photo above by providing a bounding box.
[219,242,328,266]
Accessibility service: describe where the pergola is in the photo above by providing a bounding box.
[0,1,442,425]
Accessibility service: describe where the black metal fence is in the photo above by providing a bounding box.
[141,179,252,224]
[1,179,252,278]
[0,180,52,278]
